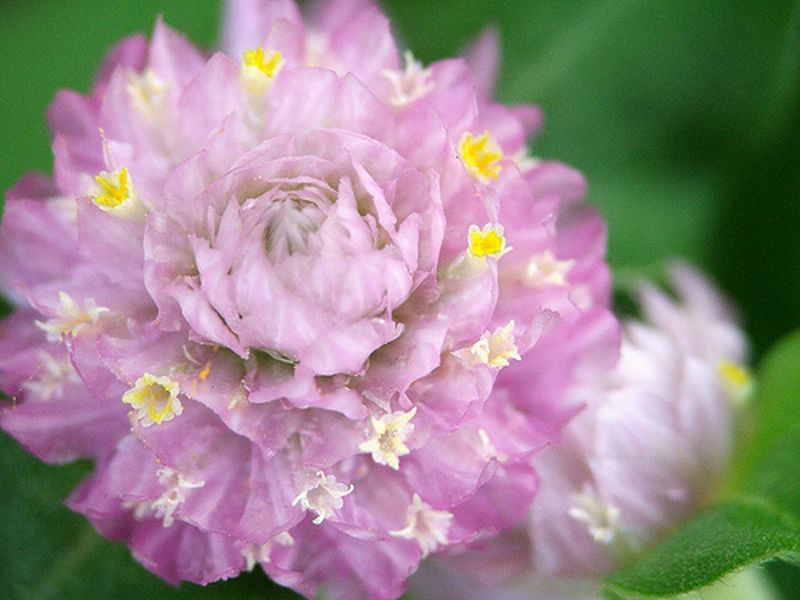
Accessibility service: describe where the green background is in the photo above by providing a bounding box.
[0,0,798,598]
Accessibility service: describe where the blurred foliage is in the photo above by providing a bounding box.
[1,0,799,598]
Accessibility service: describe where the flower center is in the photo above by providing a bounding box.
[263,197,327,258]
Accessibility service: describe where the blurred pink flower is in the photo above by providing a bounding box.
[0,1,615,598]
[411,264,750,599]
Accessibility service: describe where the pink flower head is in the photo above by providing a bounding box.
[411,264,750,599]
[0,2,616,598]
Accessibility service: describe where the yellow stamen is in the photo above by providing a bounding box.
[459,131,503,183]
[718,360,754,405]
[93,168,131,209]
[243,48,283,78]
[468,224,511,260]
[198,360,212,381]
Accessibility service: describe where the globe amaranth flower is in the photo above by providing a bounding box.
[410,264,751,600]
[0,1,616,598]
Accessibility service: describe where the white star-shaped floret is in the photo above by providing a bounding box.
[468,320,522,369]
[524,250,574,287]
[21,351,80,401]
[358,406,417,470]
[292,471,354,525]
[381,50,435,107]
[240,532,295,571]
[390,494,453,557]
[35,291,109,342]
[149,467,205,527]
[127,68,169,122]
[567,484,620,545]
[474,428,508,463]
[511,148,541,173]
[126,467,204,528]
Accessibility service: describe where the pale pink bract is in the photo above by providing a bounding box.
[0,1,616,598]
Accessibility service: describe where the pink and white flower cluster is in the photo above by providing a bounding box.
[0,1,616,598]
[411,265,751,600]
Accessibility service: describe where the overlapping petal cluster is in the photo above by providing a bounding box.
[411,265,750,599]
[0,1,616,598]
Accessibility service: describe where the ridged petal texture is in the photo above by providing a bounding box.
[0,2,617,598]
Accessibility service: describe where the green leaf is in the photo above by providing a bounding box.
[603,500,800,598]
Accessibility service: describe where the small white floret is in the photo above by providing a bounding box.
[390,494,453,557]
[358,406,417,470]
[567,484,620,545]
[126,467,204,528]
[21,351,80,401]
[524,250,574,288]
[381,51,435,107]
[466,320,522,369]
[292,471,354,525]
[240,532,295,571]
[127,68,169,122]
[35,291,109,342]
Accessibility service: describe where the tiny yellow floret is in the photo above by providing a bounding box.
[123,373,182,427]
[93,168,131,209]
[198,360,212,381]
[468,224,511,260]
[243,48,283,78]
[718,360,754,406]
[459,131,503,182]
